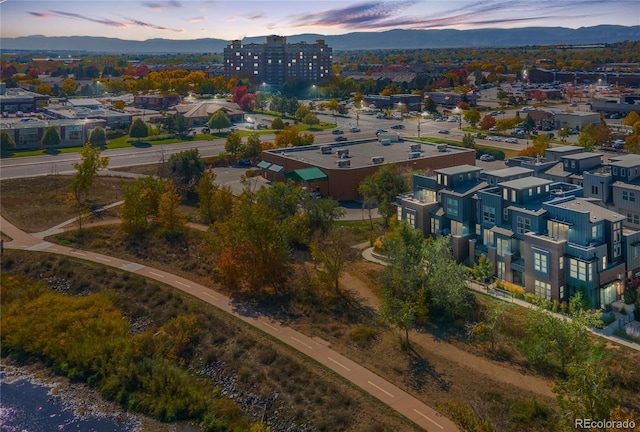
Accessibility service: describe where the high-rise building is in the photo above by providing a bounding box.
[223,35,332,87]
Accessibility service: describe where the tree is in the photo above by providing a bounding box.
[88,126,107,147]
[424,235,474,320]
[581,122,611,148]
[295,104,311,122]
[120,176,165,237]
[271,117,285,130]
[302,112,320,128]
[423,96,437,113]
[41,126,61,148]
[1,130,16,154]
[380,222,428,346]
[436,400,494,432]
[326,98,340,123]
[478,115,496,130]
[231,85,248,104]
[495,117,520,132]
[243,132,262,161]
[196,168,218,224]
[576,130,597,151]
[129,118,149,142]
[161,149,206,198]
[238,93,256,111]
[208,110,231,132]
[67,142,110,231]
[558,125,571,143]
[623,111,639,127]
[463,109,481,128]
[165,114,190,136]
[310,228,356,294]
[304,197,345,236]
[358,165,409,227]
[156,180,187,236]
[473,254,494,283]
[274,127,314,148]
[554,358,620,429]
[224,132,243,159]
[462,133,475,149]
[469,301,510,352]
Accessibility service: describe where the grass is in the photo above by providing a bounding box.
[335,217,385,244]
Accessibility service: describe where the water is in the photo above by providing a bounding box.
[0,371,137,432]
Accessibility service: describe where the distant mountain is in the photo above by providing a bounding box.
[3,25,639,54]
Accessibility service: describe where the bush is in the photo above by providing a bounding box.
[126,133,174,143]
[106,130,127,139]
[509,398,552,425]
[601,311,616,326]
[496,280,525,298]
[349,326,378,347]
[476,146,505,160]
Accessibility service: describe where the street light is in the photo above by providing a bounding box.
[312,85,318,100]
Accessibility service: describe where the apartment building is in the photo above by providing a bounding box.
[223,36,332,87]
[397,150,640,309]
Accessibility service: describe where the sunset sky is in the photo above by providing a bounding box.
[1,0,638,41]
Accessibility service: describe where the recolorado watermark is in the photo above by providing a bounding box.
[575,419,636,429]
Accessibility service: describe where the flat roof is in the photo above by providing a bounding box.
[485,167,533,178]
[550,198,624,223]
[264,138,474,170]
[501,176,553,190]
[563,152,601,160]
[435,164,481,176]
[0,118,103,130]
[546,145,584,153]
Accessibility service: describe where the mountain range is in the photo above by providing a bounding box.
[2,25,639,54]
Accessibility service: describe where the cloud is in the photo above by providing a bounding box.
[45,9,184,32]
[190,16,206,23]
[142,0,182,11]
[27,11,50,18]
[291,1,418,28]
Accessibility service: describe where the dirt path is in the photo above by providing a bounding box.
[340,262,554,399]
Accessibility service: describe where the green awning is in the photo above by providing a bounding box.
[268,163,284,173]
[285,167,328,183]
[257,160,271,169]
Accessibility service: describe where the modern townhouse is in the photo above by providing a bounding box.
[397,147,640,309]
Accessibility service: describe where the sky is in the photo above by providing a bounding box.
[1,0,638,41]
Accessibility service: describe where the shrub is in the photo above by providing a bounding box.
[496,280,525,298]
[509,398,552,425]
[476,146,505,160]
[349,326,378,347]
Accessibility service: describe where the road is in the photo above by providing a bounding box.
[0,215,459,432]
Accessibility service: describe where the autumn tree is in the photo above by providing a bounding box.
[196,169,234,225]
[495,117,520,132]
[238,93,256,111]
[310,228,356,294]
[463,109,481,128]
[581,122,611,148]
[469,301,510,352]
[129,118,149,142]
[271,117,285,130]
[225,132,243,159]
[358,165,410,227]
[1,130,16,154]
[67,142,110,232]
[274,127,314,148]
[120,176,165,237]
[41,126,61,148]
[243,132,262,161]
[302,112,320,128]
[478,115,496,130]
[473,254,494,282]
[231,85,248,104]
[295,104,311,122]
[519,135,551,157]
[155,180,187,237]
[623,111,639,127]
[88,126,107,147]
[577,129,597,151]
[208,110,231,132]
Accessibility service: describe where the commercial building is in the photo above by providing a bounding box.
[0,118,106,150]
[397,147,640,309]
[259,137,476,201]
[0,85,50,114]
[223,36,332,87]
[169,101,245,127]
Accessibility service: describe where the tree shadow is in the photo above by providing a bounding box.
[133,141,152,148]
[44,147,60,155]
[406,349,451,392]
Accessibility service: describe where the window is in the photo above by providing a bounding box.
[497,262,505,280]
[602,255,607,270]
[497,238,509,256]
[517,216,531,234]
[407,212,416,228]
[446,197,459,217]
[613,167,618,175]
[560,286,565,300]
[535,280,551,300]
[614,244,621,258]
[559,256,564,270]
[592,185,599,195]
[534,250,548,274]
[634,246,639,259]
[511,190,516,202]
[503,189,508,200]
[569,259,588,281]
[483,206,495,224]
[450,220,465,236]
[592,224,602,240]
[631,192,636,202]
[571,160,576,169]
[431,218,440,233]
[623,190,630,201]
[548,220,569,240]
[483,229,494,246]
[503,208,509,221]
[397,206,402,222]
[622,168,626,177]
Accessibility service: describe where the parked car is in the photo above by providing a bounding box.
[488,135,501,141]
[349,127,361,132]
[613,139,625,149]
[505,137,519,143]
[375,129,388,136]
[489,126,497,131]
[202,127,210,133]
[334,135,348,142]
[229,126,239,132]
[480,154,495,162]
[237,159,252,167]
[438,129,450,134]
[497,110,505,114]
[489,111,498,116]
[546,132,555,138]
[390,124,404,129]
[257,122,268,129]
[332,129,344,135]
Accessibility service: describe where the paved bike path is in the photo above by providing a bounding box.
[0,216,458,432]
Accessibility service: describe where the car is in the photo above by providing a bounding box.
[613,139,625,149]
[497,110,505,114]
[349,127,361,132]
[229,126,239,132]
[237,159,252,167]
[569,103,578,107]
[202,127,210,133]
[334,135,348,142]
[390,124,405,129]
[393,115,402,120]
[375,129,388,136]
[438,129,450,134]
[257,122,268,129]
[546,132,555,138]
[489,126,497,131]
[480,154,495,162]
[505,137,519,143]
[489,111,498,116]
[488,135,501,141]
[332,129,344,135]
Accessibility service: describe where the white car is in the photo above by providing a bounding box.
[505,137,519,143]
[488,135,501,141]
[229,126,239,132]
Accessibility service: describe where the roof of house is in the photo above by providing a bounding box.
[550,198,625,223]
[485,167,534,178]
[435,164,481,176]
[562,152,601,160]
[546,145,584,154]
[501,176,553,190]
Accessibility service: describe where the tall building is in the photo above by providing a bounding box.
[223,36,332,87]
